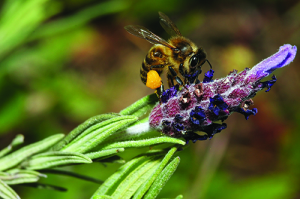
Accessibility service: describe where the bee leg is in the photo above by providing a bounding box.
[194,69,201,84]
[155,82,164,103]
[167,74,174,87]
[179,63,185,76]
[186,68,202,84]
[179,63,188,84]
[168,66,187,89]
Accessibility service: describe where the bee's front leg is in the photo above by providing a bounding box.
[167,73,174,88]
[168,66,184,86]
[179,63,188,84]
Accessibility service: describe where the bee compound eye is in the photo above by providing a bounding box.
[190,55,199,68]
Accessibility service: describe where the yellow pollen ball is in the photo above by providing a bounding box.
[146,70,162,89]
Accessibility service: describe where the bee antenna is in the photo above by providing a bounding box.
[206,59,212,69]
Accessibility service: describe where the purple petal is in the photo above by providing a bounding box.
[246,44,297,80]
[203,69,214,83]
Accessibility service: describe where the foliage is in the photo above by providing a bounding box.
[0,0,300,198]
[0,93,187,199]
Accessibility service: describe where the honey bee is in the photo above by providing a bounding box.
[125,12,211,97]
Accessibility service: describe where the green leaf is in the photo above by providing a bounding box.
[104,121,156,144]
[92,196,113,199]
[129,117,149,127]
[61,115,138,153]
[133,147,178,199]
[144,156,180,199]
[0,134,64,171]
[101,137,185,150]
[0,169,46,185]
[52,113,119,151]
[9,135,24,147]
[41,169,103,184]
[22,182,67,192]
[175,195,184,199]
[23,151,92,170]
[111,158,161,199]
[0,135,24,158]
[85,148,125,160]
[93,156,151,196]
[119,94,158,117]
[0,179,20,199]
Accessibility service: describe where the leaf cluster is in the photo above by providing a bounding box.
[0,94,185,199]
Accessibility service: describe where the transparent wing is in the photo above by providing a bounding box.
[124,25,176,49]
[159,12,182,36]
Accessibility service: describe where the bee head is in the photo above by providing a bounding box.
[189,49,207,70]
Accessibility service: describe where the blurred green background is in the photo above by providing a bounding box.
[0,0,299,198]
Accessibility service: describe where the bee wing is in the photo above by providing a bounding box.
[159,12,182,36]
[124,25,176,49]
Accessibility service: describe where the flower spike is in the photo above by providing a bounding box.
[149,44,297,143]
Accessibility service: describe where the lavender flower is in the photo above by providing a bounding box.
[149,44,297,143]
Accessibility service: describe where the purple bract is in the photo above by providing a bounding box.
[149,44,297,143]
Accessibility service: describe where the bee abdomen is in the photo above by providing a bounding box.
[140,47,166,85]
[140,61,150,84]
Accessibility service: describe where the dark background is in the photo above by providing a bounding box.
[0,0,299,198]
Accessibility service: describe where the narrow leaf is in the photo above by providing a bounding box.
[0,135,24,158]
[22,182,67,192]
[52,113,119,151]
[121,161,160,199]
[71,115,137,143]
[105,121,153,144]
[23,151,92,170]
[10,134,24,146]
[129,117,149,127]
[92,195,113,199]
[61,116,138,153]
[101,137,185,150]
[119,94,158,117]
[133,147,178,199]
[0,179,20,199]
[42,169,103,184]
[85,148,125,160]
[93,156,150,196]
[0,169,46,185]
[70,115,132,142]
[0,134,64,171]
[111,158,160,199]
[144,157,180,199]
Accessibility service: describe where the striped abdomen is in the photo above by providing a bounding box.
[140,46,167,85]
